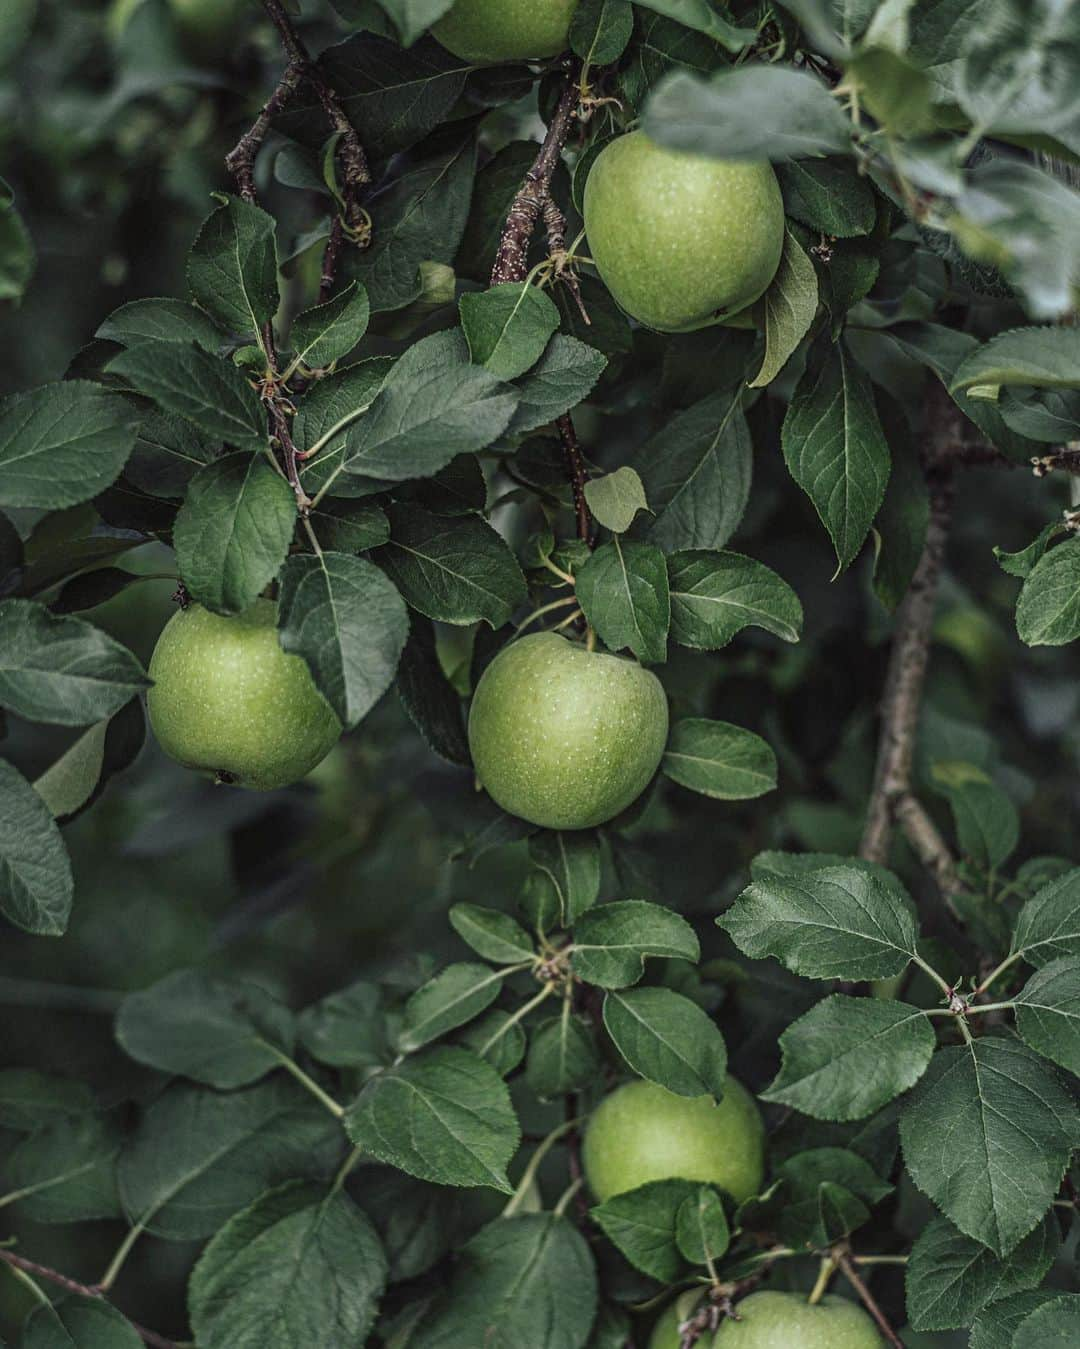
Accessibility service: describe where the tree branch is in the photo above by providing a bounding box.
[860,384,961,909]
[835,1250,904,1349]
[0,1250,179,1349]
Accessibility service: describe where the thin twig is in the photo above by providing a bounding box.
[224,60,304,201]
[835,1251,904,1349]
[557,413,593,547]
[0,1251,179,1349]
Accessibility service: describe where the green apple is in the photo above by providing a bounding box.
[582,1077,765,1205]
[431,0,576,62]
[147,599,341,791]
[649,1291,884,1348]
[466,631,668,830]
[583,130,785,332]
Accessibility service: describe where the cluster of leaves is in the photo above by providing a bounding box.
[2,0,1080,1345]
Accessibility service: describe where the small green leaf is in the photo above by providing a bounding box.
[525,1011,599,1098]
[399,963,507,1052]
[508,334,607,435]
[576,537,671,664]
[0,759,73,936]
[572,900,699,989]
[187,195,280,341]
[583,467,649,534]
[603,986,727,1098]
[675,1186,730,1267]
[449,904,534,964]
[460,282,561,382]
[591,1178,699,1281]
[287,281,370,371]
[526,829,602,929]
[662,718,777,800]
[748,231,818,388]
[668,549,802,649]
[570,0,634,65]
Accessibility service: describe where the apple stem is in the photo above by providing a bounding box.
[807,1255,835,1305]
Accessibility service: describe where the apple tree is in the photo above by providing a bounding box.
[1,0,1080,1345]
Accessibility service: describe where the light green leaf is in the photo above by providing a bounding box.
[1016,537,1080,646]
[583,467,649,534]
[449,904,535,964]
[399,962,507,1052]
[662,718,777,800]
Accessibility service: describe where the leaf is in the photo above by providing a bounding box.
[905,1213,1059,1333]
[527,830,601,928]
[662,719,777,800]
[776,158,877,238]
[0,1070,93,1132]
[507,334,608,436]
[0,188,33,306]
[293,358,393,476]
[576,538,670,664]
[719,864,920,981]
[1014,957,1080,1077]
[118,1078,341,1240]
[173,453,297,616]
[930,760,1019,870]
[188,1182,387,1349]
[872,414,930,611]
[590,1178,699,1281]
[187,195,280,341]
[644,64,854,161]
[21,1296,143,1349]
[125,411,216,499]
[107,342,268,452]
[0,599,148,725]
[1012,1296,1080,1347]
[1015,538,1080,646]
[343,135,475,312]
[676,1186,730,1267]
[583,468,649,534]
[749,231,819,388]
[449,903,534,965]
[782,337,890,571]
[115,969,294,1089]
[395,616,470,765]
[603,987,727,1099]
[525,1012,600,1098]
[763,995,936,1121]
[345,1046,520,1192]
[379,504,526,628]
[668,549,803,649]
[634,389,752,552]
[459,282,561,382]
[331,331,518,486]
[276,550,408,729]
[950,326,1080,396]
[633,0,755,49]
[97,296,223,351]
[399,962,508,1052]
[572,900,699,989]
[773,1147,887,1248]
[900,1035,1079,1257]
[4,1114,122,1224]
[1012,867,1080,967]
[0,381,139,510]
[462,1010,527,1076]
[287,281,370,370]
[297,981,388,1070]
[0,759,73,936]
[970,1292,1061,1349]
[570,0,634,66]
[416,1213,597,1349]
[368,0,454,45]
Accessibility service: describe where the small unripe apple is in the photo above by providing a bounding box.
[583,130,785,332]
[431,0,576,63]
[582,1077,765,1205]
[466,632,668,830]
[649,1291,884,1348]
[147,599,341,791]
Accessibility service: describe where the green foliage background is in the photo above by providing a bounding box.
[2,1,1080,1346]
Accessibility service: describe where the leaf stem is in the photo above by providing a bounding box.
[0,1161,97,1212]
[478,980,557,1057]
[911,953,952,997]
[98,1221,145,1293]
[974,952,1021,997]
[331,1145,363,1195]
[553,1175,584,1218]
[268,1048,345,1119]
[502,1114,581,1218]
[966,1000,1016,1016]
[807,1256,835,1305]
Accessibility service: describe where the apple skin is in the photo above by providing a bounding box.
[649,1292,884,1348]
[147,599,341,791]
[583,130,785,333]
[466,631,668,831]
[431,0,576,63]
[582,1076,765,1205]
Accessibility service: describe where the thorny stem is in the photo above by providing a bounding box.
[0,1250,180,1349]
[490,69,595,548]
[835,1250,904,1349]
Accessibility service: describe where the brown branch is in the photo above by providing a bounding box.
[0,1251,179,1349]
[557,413,593,546]
[224,60,304,202]
[835,1251,904,1349]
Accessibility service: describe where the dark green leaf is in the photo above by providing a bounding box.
[449,903,534,964]
[395,616,470,765]
[97,297,223,351]
[570,0,634,65]
[0,758,73,936]
[1016,537,1080,646]
[4,1114,122,1224]
[287,281,370,371]
[21,1296,142,1349]
[399,962,507,1052]
[1014,957,1080,1076]
[525,1011,599,1098]
[460,282,561,382]
[603,986,726,1098]
[187,196,280,341]
[668,549,803,649]
[675,1186,730,1267]
[507,335,608,436]
[576,538,670,664]
[590,1178,698,1281]
[749,230,818,389]
[572,900,699,989]
[662,718,777,800]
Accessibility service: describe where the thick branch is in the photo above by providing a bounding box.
[836,1251,904,1349]
[224,60,304,202]
[0,1251,178,1349]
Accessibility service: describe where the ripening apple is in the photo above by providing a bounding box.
[583,130,785,332]
[582,1077,765,1205]
[431,0,576,63]
[147,599,341,791]
[649,1291,885,1349]
[466,632,668,831]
